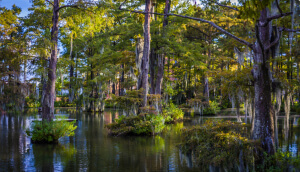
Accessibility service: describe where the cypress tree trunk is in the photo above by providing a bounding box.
[138,0,151,107]
[42,0,59,122]
[154,0,170,96]
[251,9,275,155]
[136,38,144,88]
[112,82,115,95]
[119,64,125,96]
[69,34,74,103]
[89,63,94,112]
[203,37,211,103]
[284,92,291,140]
[155,54,164,95]
[150,50,156,94]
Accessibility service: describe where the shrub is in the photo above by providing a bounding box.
[54,101,75,107]
[203,100,221,115]
[25,95,40,108]
[26,117,77,143]
[257,150,300,171]
[149,114,165,134]
[105,114,165,136]
[179,120,256,170]
[163,103,184,123]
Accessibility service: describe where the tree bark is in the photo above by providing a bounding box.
[155,54,164,95]
[112,82,115,95]
[154,0,170,96]
[42,0,59,122]
[251,9,275,155]
[119,64,125,96]
[284,91,291,140]
[138,0,151,107]
[69,34,74,103]
[150,49,156,94]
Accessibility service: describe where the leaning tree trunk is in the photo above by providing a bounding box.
[138,0,151,107]
[251,9,275,155]
[42,0,59,122]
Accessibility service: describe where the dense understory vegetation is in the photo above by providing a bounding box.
[0,0,299,170]
[179,120,300,171]
[26,117,77,143]
[105,102,184,136]
[179,120,255,169]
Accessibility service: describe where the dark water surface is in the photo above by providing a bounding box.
[0,108,299,172]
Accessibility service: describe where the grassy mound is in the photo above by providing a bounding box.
[105,114,165,136]
[179,120,256,170]
[26,117,77,143]
[105,103,184,136]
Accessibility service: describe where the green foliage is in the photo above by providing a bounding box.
[110,90,142,115]
[149,114,165,134]
[54,101,75,107]
[179,120,256,170]
[163,103,184,123]
[257,150,300,171]
[26,117,77,143]
[291,100,300,113]
[203,100,221,115]
[220,98,230,109]
[25,95,40,108]
[105,113,165,136]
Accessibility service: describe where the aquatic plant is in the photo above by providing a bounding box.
[179,120,300,170]
[257,150,300,171]
[203,100,221,115]
[187,99,221,115]
[106,102,185,136]
[105,113,165,136]
[179,120,256,170]
[25,95,40,108]
[26,117,77,143]
[163,103,184,123]
[54,101,75,107]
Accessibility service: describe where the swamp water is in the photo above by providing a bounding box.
[0,108,299,171]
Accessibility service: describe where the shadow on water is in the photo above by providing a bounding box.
[0,108,299,171]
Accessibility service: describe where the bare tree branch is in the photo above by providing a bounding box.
[275,0,283,14]
[208,0,239,11]
[267,12,292,21]
[185,36,208,42]
[189,25,221,37]
[56,2,96,13]
[260,12,293,27]
[265,28,281,51]
[119,0,163,15]
[45,0,54,6]
[168,13,253,49]
[279,27,300,32]
[255,24,264,55]
[119,0,253,48]
[189,25,209,37]
[56,4,80,12]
